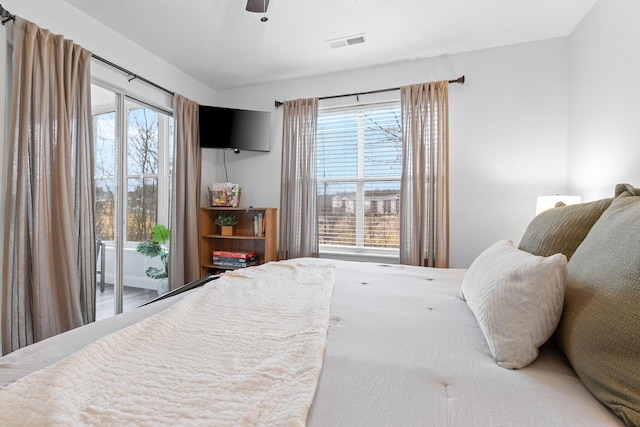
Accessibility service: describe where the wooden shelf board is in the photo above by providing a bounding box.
[201,234,266,240]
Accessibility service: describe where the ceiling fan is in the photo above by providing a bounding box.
[246,0,270,21]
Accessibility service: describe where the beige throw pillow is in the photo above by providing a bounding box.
[461,240,567,369]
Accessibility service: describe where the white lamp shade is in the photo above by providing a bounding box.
[535,195,582,215]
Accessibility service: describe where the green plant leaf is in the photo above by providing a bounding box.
[136,241,164,258]
[214,213,238,226]
[145,266,168,279]
[137,224,170,279]
[151,224,170,244]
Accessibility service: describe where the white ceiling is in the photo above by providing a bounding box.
[63,0,597,91]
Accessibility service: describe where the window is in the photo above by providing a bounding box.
[92,82,174,319]
[317,101,401,258]
[93,91,173,243]
[94,109,116,241]
[125,103,173,242]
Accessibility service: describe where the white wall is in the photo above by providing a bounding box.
[214,39,570,268]
[568,0,640,201]
[2,0,217,105]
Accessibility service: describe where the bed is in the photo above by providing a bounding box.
[1,184,638,426]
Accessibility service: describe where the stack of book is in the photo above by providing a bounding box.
[212,250,259,268]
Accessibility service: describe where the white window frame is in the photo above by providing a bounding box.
[317,92,401,263]
[91,77,173,314]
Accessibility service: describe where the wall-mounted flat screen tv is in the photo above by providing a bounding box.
[199,105,271,152]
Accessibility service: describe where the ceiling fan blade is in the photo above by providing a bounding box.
[246,0,270,13]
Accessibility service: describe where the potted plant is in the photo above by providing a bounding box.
[215,213,238,236]
[136,224,170,294]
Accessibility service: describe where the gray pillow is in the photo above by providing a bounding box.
[553,191,640,425]
[518,198,612,260]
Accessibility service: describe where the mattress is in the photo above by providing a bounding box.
[0,258,623,426]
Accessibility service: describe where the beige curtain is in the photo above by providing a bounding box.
[169,94,201,288]
[279,98,319,259]
[2,17,95,354]
[399,81,450,267]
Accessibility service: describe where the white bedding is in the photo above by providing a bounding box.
[0,262,335,426]
[0,259,624,426]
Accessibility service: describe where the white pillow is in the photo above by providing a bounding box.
[460,240,567,369]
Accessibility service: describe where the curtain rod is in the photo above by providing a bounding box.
[0,4,174,97]
[91,54,174,96]
[274,75,465,108]
[0,4,15,24]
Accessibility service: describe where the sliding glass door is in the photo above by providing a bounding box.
[91,82,173,320]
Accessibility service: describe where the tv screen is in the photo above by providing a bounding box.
[199,105,271,152]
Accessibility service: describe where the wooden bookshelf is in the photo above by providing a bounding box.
[200,207,277,276]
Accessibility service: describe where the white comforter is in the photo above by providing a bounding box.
[0,262,335,426]
[0,259,624,426]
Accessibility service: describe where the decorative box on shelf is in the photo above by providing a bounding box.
[208,183,241,207]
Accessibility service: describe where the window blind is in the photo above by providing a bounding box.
[317,103,401,251]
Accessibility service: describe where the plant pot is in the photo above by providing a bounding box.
[157,278,169,295]
[221,225,234,236]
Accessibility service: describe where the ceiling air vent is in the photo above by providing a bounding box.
[347,35,365,45]
[325,33,367,49]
